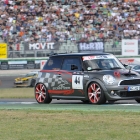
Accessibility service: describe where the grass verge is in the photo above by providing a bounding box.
[0,110,140,140]
[0,89,140,140]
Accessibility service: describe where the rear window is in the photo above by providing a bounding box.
[43,56,62,70]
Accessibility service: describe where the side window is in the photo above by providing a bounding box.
[43,57,62,70]
[61,57,82,71]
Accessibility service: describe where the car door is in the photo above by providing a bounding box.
[55,57,85,98]
[41,56,85,99]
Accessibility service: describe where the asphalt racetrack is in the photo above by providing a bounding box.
[0,70,140,111]
[0,75,16,88]
[0,69,37,88]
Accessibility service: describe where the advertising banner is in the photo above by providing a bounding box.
[77,41,104,53]
[27,60,35,69]
[40,60,47,69]
[0,61,8,70]
[35,60,41,69]
[24,42,61,50]
[0,60,41,70]
[122,40,138,56]
[119,58,140,65]
[0,43,7,58]
[8,60,27,69]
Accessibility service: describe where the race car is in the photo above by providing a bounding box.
[14,71,38,87]
[125,64,140,74]
[34,52,140,104]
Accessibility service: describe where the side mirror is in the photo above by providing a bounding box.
[123,64,128,68]
[71,64,78,70]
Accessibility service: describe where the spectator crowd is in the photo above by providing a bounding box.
[0,0,140,46]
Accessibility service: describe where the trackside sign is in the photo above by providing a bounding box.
[122,39,138,56]
[29,42,54,50]
[77,41,104,52]
[0,43,7,58]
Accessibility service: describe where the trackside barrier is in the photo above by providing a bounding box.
[0,58,49,70]
[1,56,140,70]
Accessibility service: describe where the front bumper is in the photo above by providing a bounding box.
[14,81,29,87]
[14,81,23,84]
[104,85,140,100]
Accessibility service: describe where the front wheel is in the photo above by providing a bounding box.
[35,83,52,104]
[87,82,106,104]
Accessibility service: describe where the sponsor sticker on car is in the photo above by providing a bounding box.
[72,74,83,89]
[82,55,114,61]
[82,56,95,61]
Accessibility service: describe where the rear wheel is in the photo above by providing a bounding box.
[135,99,140,103]
[87,82,106,104]
[35,83,52,104]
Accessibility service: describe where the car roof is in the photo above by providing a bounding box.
[50,52,111,57]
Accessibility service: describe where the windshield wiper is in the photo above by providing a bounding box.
[110,67,122,70]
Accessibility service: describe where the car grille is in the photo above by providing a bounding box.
[119,91,140,97]
[120,79,140,85]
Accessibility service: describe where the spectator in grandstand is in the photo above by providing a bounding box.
[8,43,14,58]
[0,0,139,49]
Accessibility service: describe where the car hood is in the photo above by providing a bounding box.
[100,68,140,78]
[88,68,140,78]
[133,69,140,73]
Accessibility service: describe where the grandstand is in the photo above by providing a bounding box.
[0,0,139,57]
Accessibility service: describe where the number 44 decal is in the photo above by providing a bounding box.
[74,76,80,84]
[72,75,83,89]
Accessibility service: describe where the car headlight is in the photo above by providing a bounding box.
[103,75,115,85]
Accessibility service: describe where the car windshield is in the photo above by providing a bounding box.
[82,55,125,70]
[126,65,133,69]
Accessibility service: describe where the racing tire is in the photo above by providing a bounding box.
[87,82,106,104]
[135,99,140,103]
[35,83,52,104]
[30,79,36,87]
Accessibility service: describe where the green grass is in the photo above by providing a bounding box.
[0,110,140,140]
[1,88,140,140]
[0,88,34,98]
